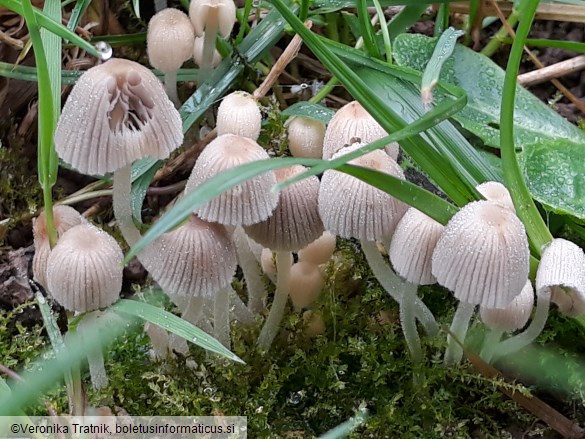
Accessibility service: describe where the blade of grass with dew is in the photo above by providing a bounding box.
[318,408,368,439]
[270,0,479,205]
[357,0,380,58]
[0,311,134,415]
[20,0,57,247]
[111,299,244,363]
[372,0,391,63]
[0,0,101,57]
[434,2,449,35]
[421,27,465,106]
[67,0,91,31]
[500,0,553,256]
[281,101,335,123]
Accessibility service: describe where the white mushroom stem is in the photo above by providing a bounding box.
[360,240,439,336]
[78,311,108,390]
[214,286,231,349]
[479,329,504,364]
[229,287,255,325]
[444,302,476,366]
[233,226,267,314]
[257,251,293,350]
[113,164,141,247]
[164,71,180,108]
[399,282,423,364]
[491,288,551,362]
[201,9,220,78]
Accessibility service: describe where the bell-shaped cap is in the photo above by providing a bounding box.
[389,207,444,285]
[287,116,325,159]
[289,261,324,311]
[185,134,278,226]
[55,58,183,176]
[476,181,515,212]
[216,91,262,140]
[189,0,236,38]
[298,231,337,265]
[46,223,123,312]
[480,280,534,331]
[145,215,237,298]
[244,165,323,251]
[536,238,585,317]
[147,8,195,73]
[33,205,87,289]
[431,200,530,309]
[318,143,408,242]
[322,101,399,160]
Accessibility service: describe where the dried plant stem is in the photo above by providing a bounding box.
[257,251,293,350]
[444,302,475,366]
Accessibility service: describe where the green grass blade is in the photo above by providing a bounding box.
[500,0,552,256]
[111,299,244,364]
[67,0,91,31]
[319,408,368,438]
[0,311,133,415]
[132,0,141,18]
[387,4,427,41]
[519,38,585,52]
[357,0,380,58]
[0,0,100,57]
[372,0,391,62]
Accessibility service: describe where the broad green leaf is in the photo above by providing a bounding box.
[111,299,244,364]
[393,33,585,148]
[520,140,585,218]
[281,101,335,123]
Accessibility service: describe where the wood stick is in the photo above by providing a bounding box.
[518,55,585,87]
[449,1,585,24]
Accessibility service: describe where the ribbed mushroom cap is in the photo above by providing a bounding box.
[289,261,324,311]
[193,34,221,67]
[54,58,183,176]
[244,165,323,251]
[318,143,408,242]
[46,223,122,313]
[431,200,530,309]
[189,0,236,38]
[33,206,87,288]
[536,238,585,317]
[298,231,337,265]
[322,101,399,160]
[216,91,262,140]
[146,214,237,298]
[147,8,195,73]
[185,134,278,226]
[476,181,515,212]
[480,280,534,332]
[287,116,325,159]
[389,207,444,285]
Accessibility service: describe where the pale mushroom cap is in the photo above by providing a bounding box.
[480,280,534,332]
[46,223,123,312]
[33,206,87,288]
[431,200,530,309]
[298,231,337,265]
[287,116,325,159]
[147,8,195,73]
[476,181,515,212]
[216,91,262,140]
[185,134,278,226]
[145,215,237,298]
[389,207,444,285]
[289,261,324,311]
[189,0,236,37]
[318,143,408,242]
[55,58,183,176]
[244,165,324,251]
[536,238,585,317]
[193,34,222,67]
[322,101,399,160]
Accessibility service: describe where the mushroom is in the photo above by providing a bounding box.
[147,8,195,106]
[189,0,235,75]
[287,116,326,159]
[476,181,515,211]
[288,261,324,312]
[431,200,530,365]
[479,280,534,363]
[298,231,337,265]
[492,238,585,361]
[216,91,262,141]
[322,101,399,160]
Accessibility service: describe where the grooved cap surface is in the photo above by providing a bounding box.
[431,200,530,308]
[216,91,262,140]
[55,58,183,176]
[147,8,195,73]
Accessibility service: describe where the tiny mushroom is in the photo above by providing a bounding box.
[288,261,324,312]
[216,91,262,141]
[287,116,326,159]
